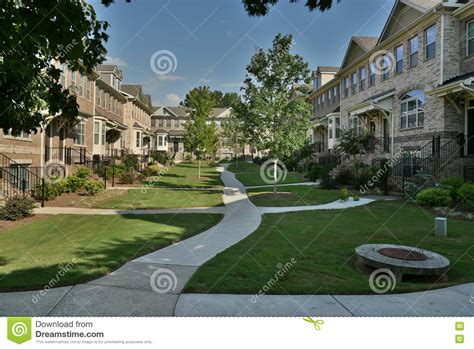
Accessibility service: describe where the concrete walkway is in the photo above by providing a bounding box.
[34,206,226,215]
[258,197,375,214]
[245,181,319,189]
[1,165,472,317]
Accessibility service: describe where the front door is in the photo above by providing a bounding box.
[468,108,474,155]
[173,140,179,153]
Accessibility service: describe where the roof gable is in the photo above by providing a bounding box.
[340,36,378,70]
[378,0,436,44]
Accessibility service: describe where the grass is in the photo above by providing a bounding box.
[185,201,474,295]
[227,161,306,186]
[0,214,222,291]
[247,185,341,207]
[144,161,223,188]
[89,188,224,209]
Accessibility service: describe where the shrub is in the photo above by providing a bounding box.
[144,164,162,176]
[151,151,168,165]
[458,183,474,210]
[82,179,104,196]
[119,171,136,184]
[439,176,464,199]
[252,156,260,164]
[354,166,378,190]
[185,153,192,161]
[339,188,350,201]
[416,188,452,207]
[0,196,35,221]
[353,194,360,201]
[75,166,92,179]
[283,158,298,172]
[320,168,337,189]
[64,175,84,193]
[36,181,62,200]
[335,168,353,185]
[122,154,139,171]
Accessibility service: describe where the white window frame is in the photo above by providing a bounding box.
[467,20,474,56]
[351,72,357,95]
[395,44,403,74]
[400,91,425,130]
[94,121,100,145]
[359,66,366,91]
[73,121,86,146]
[409,36,419,68]
[425,24,436,60]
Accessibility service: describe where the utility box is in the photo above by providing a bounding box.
[435,217,447,238]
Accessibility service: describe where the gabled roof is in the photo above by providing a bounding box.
[340,36,378,70]
[377,0,440,44]
[121,84,153,111]
[97,65,123,80]
[168,106,191,117]
[210,107,232,118]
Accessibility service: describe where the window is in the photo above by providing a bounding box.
[468,21,474,55]
[425,25,436,60]
[60,64,67,86]
[333,86,338,100]
[335,116,341,139]
[101,122,106,145]
[120,131,126,148]
[96,87,101,105]
[350,117,363,135]
[351,72,357,95]
[316,96,320,110]
[369,62,376,87]
[158,135,163,146]
[108,93,112,111]
[382,55,391,80]
[94,121,100,145]
[4,129,29,140]
[86,78,91,100]
[409,36,418,68]
[400,90,425,129]
[327,89,331,104]
[344,77,350,97]
[159,118,164,127]
[359,66,366,91]
[328,118,333,139]
[321,93,325,108]
[166,119,171,127]
[101,90,105,108]
[70,71,76,89]
[174,119,179,127]
[395,45,403,74]
[136,131,141,148]
[73,121,86,145]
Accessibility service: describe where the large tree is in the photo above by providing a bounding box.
[183,86,219,177]
[241,34,312,193]
[1,0,109,135]
[242,0,335,16]
[221,110,246,166]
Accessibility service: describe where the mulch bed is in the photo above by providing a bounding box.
[0,214,48,234]
[44,190,126,208]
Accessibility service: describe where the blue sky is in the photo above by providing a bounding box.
[90,0,395,106]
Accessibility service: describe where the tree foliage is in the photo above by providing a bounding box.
[183,86,219,160]
[1,0,109,134]
[240,34,312,161]
[222,111,245,159]
[242,0,335,16]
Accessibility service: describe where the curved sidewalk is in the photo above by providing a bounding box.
[34,206,226,215]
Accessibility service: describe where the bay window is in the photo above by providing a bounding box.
[400,90,425,129]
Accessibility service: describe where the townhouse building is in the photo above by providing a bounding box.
[308,0,474,182]
[151,106,236,160]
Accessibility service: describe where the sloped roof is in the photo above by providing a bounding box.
[210,107,231,118]
[97,65,123,80]
[340,36,378,70]
[315,66,339,74]
[121,84,153,110]
[167,106,191,117]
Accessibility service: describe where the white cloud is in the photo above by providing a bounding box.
[161,93,181,106]
[105,56,128,67]
[157,75,185,81]
[198,78,211,84]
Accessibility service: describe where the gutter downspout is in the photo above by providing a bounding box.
[439,13,445,86]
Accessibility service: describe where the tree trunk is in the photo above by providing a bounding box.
[273,159,278,194]
[198,159,201,178]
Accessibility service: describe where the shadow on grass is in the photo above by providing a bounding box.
[0,214,223,292]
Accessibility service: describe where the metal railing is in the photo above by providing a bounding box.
[0,153,45,206]
[45,146,91,165]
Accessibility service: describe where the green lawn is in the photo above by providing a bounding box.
[247,185,341,207]
[91,188,223,209]
[0,214,222,291]
[185,201,474,295]
[144,162,223,188]
[227,162,306,186]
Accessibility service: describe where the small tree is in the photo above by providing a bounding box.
[222,111,246,167]
[240,34,312,193]
[337,129,376,178]
[183,86,218,178]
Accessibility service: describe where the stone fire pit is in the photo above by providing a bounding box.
[355,244,450,277]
